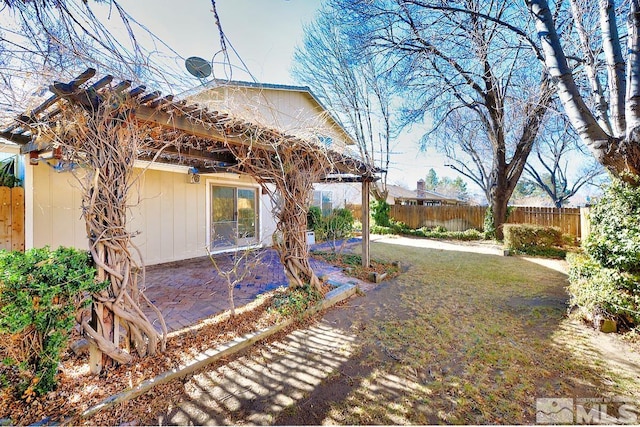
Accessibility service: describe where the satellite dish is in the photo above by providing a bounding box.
[185,56,212,79]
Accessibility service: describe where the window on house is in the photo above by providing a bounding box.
[312,190,333,216]
[317,135,333,147]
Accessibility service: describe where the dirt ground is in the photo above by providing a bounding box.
[141,237,640,425]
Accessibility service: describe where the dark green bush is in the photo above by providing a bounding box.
[307,206,323,232]
[503,224,563,252]
[567,179,640,330]
[371,199,391,227]
[568,253,640,326]
[0,247,106,398]
[584,179,640,272]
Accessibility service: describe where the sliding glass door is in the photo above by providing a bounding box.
[210,185,258,250]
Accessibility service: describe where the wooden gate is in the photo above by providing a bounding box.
[0,186,25,252]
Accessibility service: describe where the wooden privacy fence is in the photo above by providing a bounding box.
[508,206,581,238]
[390,204,486,231]
[386,204,584,238]
[0,186,25,251]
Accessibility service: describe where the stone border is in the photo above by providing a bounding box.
[80,283,358,419]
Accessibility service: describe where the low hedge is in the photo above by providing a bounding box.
[503,223,563,251]
[370,221,483,241]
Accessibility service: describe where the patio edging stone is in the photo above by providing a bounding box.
[79,282,358,420]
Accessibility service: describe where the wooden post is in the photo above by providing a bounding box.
[11,187,24,252]
[361,179,370,268]
[580,207,590,241]
[0,187,10,250]
[89,302,104,374]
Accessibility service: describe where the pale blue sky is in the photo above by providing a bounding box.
[120,0,321,85]
[101,1,460,192]
[109,0,444,188]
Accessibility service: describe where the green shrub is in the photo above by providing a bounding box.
[584,179,640,272]
[370,224,395,235]
[0,247,106,398]
[0,157,20,187]
[503,224,563,252]
[567,179,640,330]
[271,283,322,317]
[324,208,354,241]
[568,252,640,326]
[371,199,391,227]
[307,206,323,232]
[483,206,496,239]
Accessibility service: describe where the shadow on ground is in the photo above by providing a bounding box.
[149,238,640,425]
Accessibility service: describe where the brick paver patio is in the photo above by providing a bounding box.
[143,239,362,332]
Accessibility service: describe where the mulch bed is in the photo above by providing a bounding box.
[311,251,401,282]
[1,293,285,425]
[1,253,398,426]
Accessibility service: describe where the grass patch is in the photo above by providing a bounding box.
[322,243,640,425]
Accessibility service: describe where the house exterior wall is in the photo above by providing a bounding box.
[189,86,352,153]
[29,162,276,265]
[312,182,362,209]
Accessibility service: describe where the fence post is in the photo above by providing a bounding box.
[580,207,591,241]
[361,180,370,267]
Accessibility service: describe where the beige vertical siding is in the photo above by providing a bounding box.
[128,168,208,265]
[30,163,275,265]
[32,163,86,249]
[191,86,352,152]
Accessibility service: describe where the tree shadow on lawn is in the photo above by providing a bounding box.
[148,243,640,425]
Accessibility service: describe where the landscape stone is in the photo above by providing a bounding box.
[600,319,617,333]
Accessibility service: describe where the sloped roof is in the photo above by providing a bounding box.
[0,68,376,181]
[385,183,466,205]
[183,78,355,146]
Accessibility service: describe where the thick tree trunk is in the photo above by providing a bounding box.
[527,1,612,161]
[275,190,322,291]
[527,0,640,178]
[489,167,510,240]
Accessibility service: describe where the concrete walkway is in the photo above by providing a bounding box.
[143,240,362,332]
[158,319,358,425]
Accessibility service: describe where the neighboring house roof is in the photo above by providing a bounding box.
[182,79,356,147]
[385,184,417,199]
[383,183,467,205]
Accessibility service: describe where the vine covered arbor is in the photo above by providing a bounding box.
[0,68,376,373]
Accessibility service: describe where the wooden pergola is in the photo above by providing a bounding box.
[0,68,378,265]
[1,68,379,371]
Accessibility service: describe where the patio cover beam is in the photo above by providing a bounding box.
[132,105,277,153]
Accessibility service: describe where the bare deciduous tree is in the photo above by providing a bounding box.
[326,0,553,238]
[293,4,395,201]
[523,106,606,207]
[525,0,640,178]
[207,247,261,317]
